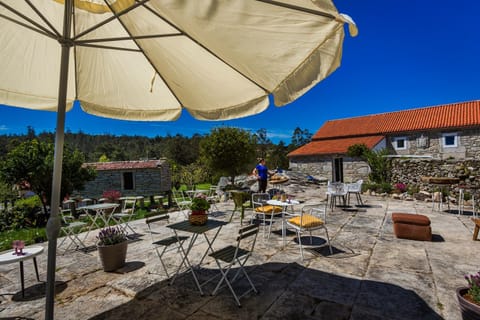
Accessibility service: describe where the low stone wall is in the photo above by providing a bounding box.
[390,158,480,196]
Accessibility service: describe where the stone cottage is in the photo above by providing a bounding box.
[288,100,480,182]
[79,159,171,199]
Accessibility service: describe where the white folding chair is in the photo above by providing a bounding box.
[206,186,220,213]
[112,198,137,235]
[209,224,260,307]
[58,207,88,252]
[145,213,189,278]
[172,189,191,218]
[286,203,332,260]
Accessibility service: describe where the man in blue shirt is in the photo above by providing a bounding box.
[253,158,269,193]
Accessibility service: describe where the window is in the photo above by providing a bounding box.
[442,132,458,148]
[123,172,134,190]
[392,137,407,150]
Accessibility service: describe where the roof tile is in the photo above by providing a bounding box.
[84,160,166,171]
[313,100,480,139]
[288,135,385,157]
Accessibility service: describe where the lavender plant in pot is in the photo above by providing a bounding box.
[96,226,127,272]
[457,271,480,320]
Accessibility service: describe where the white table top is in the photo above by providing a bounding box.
[0,246,44,265]
[267,199,300,206]
[80,203,119,210]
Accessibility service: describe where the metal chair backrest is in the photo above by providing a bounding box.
[122,197,136,213]
[301,203,327,224]
[251,193,270,209]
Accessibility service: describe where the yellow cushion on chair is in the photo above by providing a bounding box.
[288,214,324,228]
[255,205,282,214]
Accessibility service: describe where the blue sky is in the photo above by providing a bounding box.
[1,0,479,143]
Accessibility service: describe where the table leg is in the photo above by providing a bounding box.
[473,193,477,218]
[19,261,25,297]
[169,232,204,295]
[33,257,40,282]
[198,227,223,265]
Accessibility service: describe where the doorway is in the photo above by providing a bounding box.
[333,158,344,182]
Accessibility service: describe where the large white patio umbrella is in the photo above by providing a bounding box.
[0,0,357,318]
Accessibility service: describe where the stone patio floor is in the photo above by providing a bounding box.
[0,185,479,320]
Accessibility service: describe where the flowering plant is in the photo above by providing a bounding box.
[190,194,210,213]
[464,272,480,304]
[102,190,121,202]
[393,182,407,193]
[97,226,127,246]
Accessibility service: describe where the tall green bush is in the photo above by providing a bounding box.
[347,143,391,184]
[0,195,43,231]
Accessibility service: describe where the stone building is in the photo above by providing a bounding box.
[288,100,480,182]
[78,159,171,199]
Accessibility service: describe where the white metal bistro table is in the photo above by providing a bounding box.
[80,203,119,231]
[167,219,228,295]
[266,199,300,246]
[0,246,44,297]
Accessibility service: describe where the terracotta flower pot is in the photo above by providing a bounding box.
[97,241,128,272]
[457,287,480,320]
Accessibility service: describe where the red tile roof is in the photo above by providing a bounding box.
[313,100,480,139]
[288,135,384,157]
[84,160,166,171]
[289,100,480,157]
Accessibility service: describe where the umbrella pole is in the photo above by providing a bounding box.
[45,1,72,319]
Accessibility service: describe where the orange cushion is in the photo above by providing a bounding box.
[255,205,282,214]
[288,214,324,228]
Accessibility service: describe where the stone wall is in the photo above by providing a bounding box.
[387,128,480,160]
[290,155,480,196]
[390,158,480,194]
[289,155,369,182]
[79,167,171,199]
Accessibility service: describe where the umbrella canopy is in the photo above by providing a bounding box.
[0,0,356,318]
[1,0,357,120]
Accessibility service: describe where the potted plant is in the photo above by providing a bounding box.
[189,194,210,225]
[457,271,480,319]
[96,226,128,272]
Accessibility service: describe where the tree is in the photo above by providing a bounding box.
[347,143,391,183]
[290,127,312,148]
[200,127,256,183]
[0,139,96,222]
[253,128,271,159]
[268,141,289,170]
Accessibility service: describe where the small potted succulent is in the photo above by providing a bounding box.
[96,226,128,272]
[457,271,480,319]
[189,194,210,225]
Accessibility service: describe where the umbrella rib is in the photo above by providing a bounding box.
[76,32,182,45]
[76,43,141,52]
[100,0,184,107]
[256,0,336,20]
[73,0,149,41]
[0,2,57,39]
[25,0,61,37]
[140,2,271,94]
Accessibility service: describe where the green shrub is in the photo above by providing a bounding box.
[362,182,393,194]
[407,184,420,195]
[379,182,393,194]
[0,195,44,231]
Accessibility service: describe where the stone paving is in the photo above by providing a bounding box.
[0,185,479,319]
